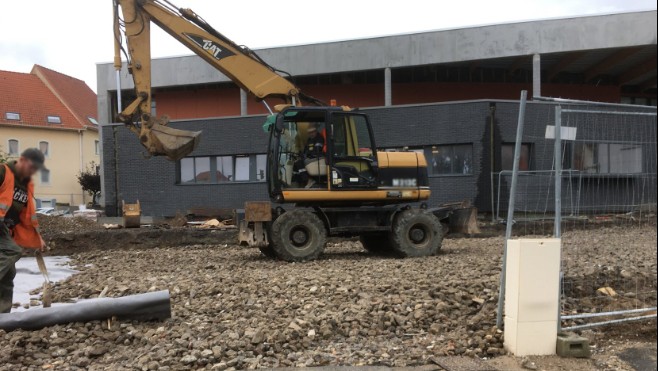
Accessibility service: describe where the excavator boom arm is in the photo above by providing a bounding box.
[113,0,301,160]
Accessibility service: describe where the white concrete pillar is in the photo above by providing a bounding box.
[532,54,541,98]
[240,89,248,116]
[504,238,561,356]
[384,67,392,106]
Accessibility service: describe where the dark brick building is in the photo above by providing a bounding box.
[101,100,656,216]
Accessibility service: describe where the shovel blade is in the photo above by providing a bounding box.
[42,283,52,308]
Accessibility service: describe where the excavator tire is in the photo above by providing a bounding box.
[258,225,278,259]
[389,209,443,258]
[270,210,327,262]
[359,234,393,255]
[258,245,277,258]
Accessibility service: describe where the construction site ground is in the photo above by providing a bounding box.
[0,216,655,370]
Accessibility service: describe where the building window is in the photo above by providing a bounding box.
[8,139,19,156]
[5,112,20,121]
[256,154,267,181]
[501,143,531,171]
[567,143,643,174]
[179,155,267,184]
[39,141,49,157]
[151,100,157,116]
[425,144,473,175]
[95,140,100,155]
[46,115,62,124]
[384,144,474,175]
[180,157,211,184]
[217,156,234,182]
[40,169,50,184]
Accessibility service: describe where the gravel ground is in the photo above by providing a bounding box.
[1,225,655,370]
[38,215,102,240]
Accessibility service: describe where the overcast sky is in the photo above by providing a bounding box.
[1,0,655,92]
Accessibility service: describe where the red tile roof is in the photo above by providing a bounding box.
[0,65,97,131]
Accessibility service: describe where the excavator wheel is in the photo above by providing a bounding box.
[389,209,443,258]
[270,210,327,262]
[359,234,394,255]
[258,245,277,259]
[258,224,277,259]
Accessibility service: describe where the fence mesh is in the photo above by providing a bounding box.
[496,100,657,331]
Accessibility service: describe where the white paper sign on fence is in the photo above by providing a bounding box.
[545,125,577,140]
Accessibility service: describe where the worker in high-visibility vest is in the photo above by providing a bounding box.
[0,148,47,313]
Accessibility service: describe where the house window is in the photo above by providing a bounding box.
[568,143,642,174]
[179,155,267,184]
[40,169,50,184]
[5,112,20,121]
[46,115,62,124]
[88,117,99,126]
[8,139,19,156]
[95,140,100,155]
[384,144,474,175]
[151,100,157,116]
[39,141,49,157]
[501,143,531,171]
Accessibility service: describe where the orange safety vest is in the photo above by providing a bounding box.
[0,164,41,249]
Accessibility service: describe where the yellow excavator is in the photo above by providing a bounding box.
[113,0,478,261]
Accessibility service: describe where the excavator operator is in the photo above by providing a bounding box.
[303,124,325,159]
[293,123,325,187]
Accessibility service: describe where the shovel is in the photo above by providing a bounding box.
[35,251,52,308]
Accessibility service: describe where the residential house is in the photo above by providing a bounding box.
[1,65,99,206]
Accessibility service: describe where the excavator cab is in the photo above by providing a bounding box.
[267,107,379,203]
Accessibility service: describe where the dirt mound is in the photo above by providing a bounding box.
[38,215,101,239]
[46,228,237,255]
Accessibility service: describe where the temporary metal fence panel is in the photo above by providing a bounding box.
[494,98,657,332]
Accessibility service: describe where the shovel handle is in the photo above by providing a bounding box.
[35,250,51,284]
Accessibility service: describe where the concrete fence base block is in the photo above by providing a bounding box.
[504,238,561,356]
[556,332,591,358]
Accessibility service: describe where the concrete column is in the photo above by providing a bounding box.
[532,54,541,98]
[240,89,248,116]
[384,67,392,106]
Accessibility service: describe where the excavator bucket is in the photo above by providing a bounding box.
[448,206,480,235]
[147,124,201,161]
[432,201,481,235]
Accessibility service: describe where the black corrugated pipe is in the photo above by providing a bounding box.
[0,291,171,332]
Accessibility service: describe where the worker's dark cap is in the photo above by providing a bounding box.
[21,148,48,170]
